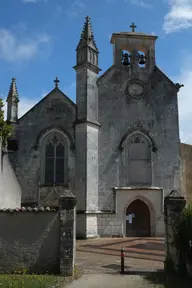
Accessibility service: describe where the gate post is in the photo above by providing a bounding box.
[164,189,186,272]
[59,194,77,276]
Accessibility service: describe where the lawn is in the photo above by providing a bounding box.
[0,265,81,288]
[0,274,63,288]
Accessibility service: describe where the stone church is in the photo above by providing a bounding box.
[0,16,186,238]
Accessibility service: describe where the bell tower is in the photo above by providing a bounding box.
[110,22,158,75]
[74,16,101,238]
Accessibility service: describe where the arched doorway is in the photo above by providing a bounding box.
[126,199,150,237]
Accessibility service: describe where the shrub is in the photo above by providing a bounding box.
[173,204,192,276]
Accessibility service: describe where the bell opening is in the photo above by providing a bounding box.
[138,50,146,67]
[122,50,131,67]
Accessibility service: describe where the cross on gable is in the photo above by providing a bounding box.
[130,22,137,32]
[54,77,60,88]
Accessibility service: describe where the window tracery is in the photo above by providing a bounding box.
[41,131,68,186]
[126,133,152,186]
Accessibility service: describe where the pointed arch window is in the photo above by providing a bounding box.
[41,132,68,186]
[126,134,152,186]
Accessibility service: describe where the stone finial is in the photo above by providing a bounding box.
[168,189,182,198]
[6,77,19,103]
[175,83,184,91]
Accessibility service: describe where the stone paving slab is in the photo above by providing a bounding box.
[76,237,165,274]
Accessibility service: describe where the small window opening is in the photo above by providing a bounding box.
[138,50,147,67]
[122,50,131,67]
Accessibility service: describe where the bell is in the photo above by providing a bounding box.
[138,54,146,65]
[122,52,130,66]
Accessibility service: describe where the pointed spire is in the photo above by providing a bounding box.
[77,16,98,51]
[81,16,94,41]
[7,77,19,103]
[6,78,19,123]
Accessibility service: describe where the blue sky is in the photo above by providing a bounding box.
[0,0,192,143]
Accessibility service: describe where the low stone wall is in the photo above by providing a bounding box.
[0,195,76,276]
[0,208,59,274]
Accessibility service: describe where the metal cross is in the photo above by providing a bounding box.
[130,22,137,32]
[54,77,60,88]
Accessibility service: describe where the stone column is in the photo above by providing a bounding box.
[164,189,186,271]
[59,195,77,276]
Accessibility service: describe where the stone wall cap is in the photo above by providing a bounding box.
[167,189,184,198]
[114,186,162,191]
[110,32,158,44]
[52,188,75,198]
[0,207,58,212]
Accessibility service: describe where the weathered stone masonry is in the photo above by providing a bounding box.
[0,195,76,276]
[1,16,185,239]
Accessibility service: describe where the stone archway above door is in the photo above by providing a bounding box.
[114,187,163,237]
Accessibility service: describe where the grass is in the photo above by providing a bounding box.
[144,271,192,288]
[0,274,62,288]
[0,266,82,288]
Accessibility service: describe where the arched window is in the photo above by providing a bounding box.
[126,134,152,186]
[41,131,68,186]
[137,50,147,67]
[122,49,131,67]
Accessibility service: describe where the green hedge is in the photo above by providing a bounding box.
[174,204,192,275]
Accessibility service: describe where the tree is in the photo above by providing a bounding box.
[0,97,12,148]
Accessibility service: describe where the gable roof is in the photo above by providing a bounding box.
[153,66,178,92]
[18,88,76,121]
[97,65,114,83]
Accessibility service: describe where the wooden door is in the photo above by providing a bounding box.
[126,199,150,237]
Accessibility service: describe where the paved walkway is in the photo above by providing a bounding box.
[76,237,165,274]
[65,238,192,287]
[66,274,161,288]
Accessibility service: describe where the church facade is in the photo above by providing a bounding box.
[0,17,182,238]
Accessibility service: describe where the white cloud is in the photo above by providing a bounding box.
[65,0,85,17]
[0,29,51,62]
[173,57,192,144]
[163,0,192,33]
[22,0,48,3]
[125,0,153,9]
